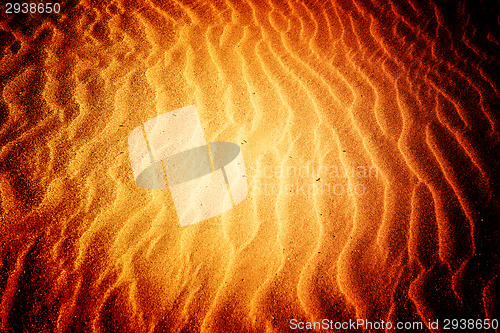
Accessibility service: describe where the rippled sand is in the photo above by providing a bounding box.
[1,0,499,332]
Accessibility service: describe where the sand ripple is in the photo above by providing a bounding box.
[1,0,498,331]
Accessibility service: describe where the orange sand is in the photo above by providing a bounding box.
[0,0,498,332]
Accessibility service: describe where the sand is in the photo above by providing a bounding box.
[0,0,498,332]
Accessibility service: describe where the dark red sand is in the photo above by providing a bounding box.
[0,0,498,332]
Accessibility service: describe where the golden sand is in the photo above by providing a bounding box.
[0,0,498,331]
